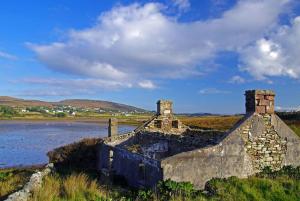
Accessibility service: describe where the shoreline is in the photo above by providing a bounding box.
[0,163,47,171]
[0,117,144,126]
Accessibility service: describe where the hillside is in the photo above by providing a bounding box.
[55,99,144,112]
[0,96,52,107]
[0,96,145,112]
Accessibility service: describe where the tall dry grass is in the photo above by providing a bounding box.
[29,173,112,201]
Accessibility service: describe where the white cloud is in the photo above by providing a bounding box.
[0,51,17,60]
[20,90,73,97]
[198,88,230,94]
[22,77,133,91]
[172,0,190,11]
[138,80,156,89]
[229,75,246,84]
[276,105,300,112]
[29,0,292,89]
[240,16,300,80]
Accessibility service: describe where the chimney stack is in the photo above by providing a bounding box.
[108,118,118,137]
[245,90,275,114]
[157,100,173,116]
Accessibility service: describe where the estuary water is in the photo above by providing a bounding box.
[0,121,135,168]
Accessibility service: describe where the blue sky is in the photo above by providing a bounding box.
[1,0,300,113]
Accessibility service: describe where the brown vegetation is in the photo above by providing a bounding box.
[47,138,103,171]
[179,115,243,131]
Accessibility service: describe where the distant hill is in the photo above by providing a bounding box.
[0,96,145,112]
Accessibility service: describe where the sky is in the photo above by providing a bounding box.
[1,0,300,114]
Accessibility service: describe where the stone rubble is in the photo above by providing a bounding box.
[4,163,54,201]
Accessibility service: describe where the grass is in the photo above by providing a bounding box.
[285,121,300,137]
[27,166,300,201]
[0,167,39,200]
[29,173,113,201]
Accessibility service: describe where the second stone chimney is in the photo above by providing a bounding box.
[245,90,275,114]
[108,118,118,137]
[157,100,173,116]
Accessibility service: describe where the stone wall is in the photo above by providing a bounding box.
[161,113,300,189]
[243,114,287,171]
[141,100,187,134]
[98,144,163,188]
[5,164,54,201]
[99,90,300,190]
[161,116,253,189]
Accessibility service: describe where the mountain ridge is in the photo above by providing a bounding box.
[0,96,145,112]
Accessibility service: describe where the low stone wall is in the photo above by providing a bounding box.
[4,163,54,201]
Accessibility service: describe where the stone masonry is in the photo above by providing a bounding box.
[140,100,187,134]
[243,115,287,171]
[245,90,275,114]
[98,90,300,189]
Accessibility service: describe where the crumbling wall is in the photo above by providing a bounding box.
[142,100,187,134]
[112,148,163,188]
[121,130,225,160]
[244,114,287,171]
[4,164,54,201]
[161,116,254,189]
[161,113,300,189]
[144,115,187,134]
[98,144,163,188]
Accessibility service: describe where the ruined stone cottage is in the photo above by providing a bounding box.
[98,90,300,189]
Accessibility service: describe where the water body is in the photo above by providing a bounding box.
[0,121,135,168]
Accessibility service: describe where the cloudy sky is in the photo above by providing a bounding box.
[1,0,300,113]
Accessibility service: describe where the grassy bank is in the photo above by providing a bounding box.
[26,166,300,201]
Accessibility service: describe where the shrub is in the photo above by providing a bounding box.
[55,112,66,118]
[0,105,18,117]
[47,138,103,172]
[157,179,197,200]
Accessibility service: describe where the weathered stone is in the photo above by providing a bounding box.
[97,90,300,190]
[108,118,118,137]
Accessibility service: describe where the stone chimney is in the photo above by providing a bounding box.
[108,118,118,137]
[245,90,275,114]
[157,100,173,116]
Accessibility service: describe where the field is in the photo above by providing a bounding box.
[179,115,243,131]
